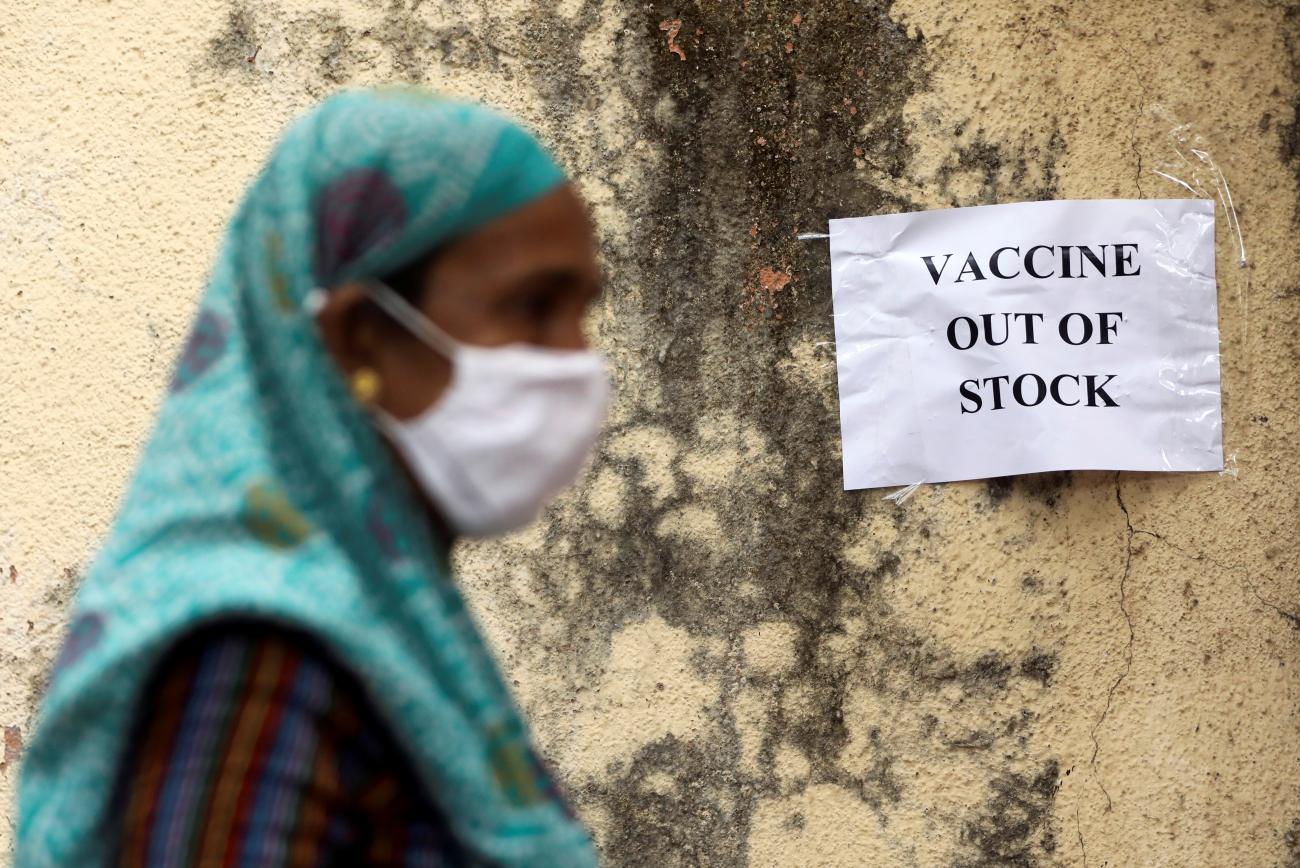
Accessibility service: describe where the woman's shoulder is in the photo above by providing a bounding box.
[113,620,463,865]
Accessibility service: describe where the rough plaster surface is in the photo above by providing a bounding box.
[2,0,1298,864]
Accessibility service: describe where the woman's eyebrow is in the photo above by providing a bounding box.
[507,266,598,295]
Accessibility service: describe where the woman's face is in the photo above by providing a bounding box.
[315,183,604,420]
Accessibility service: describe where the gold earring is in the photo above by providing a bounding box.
[351,367,382,405]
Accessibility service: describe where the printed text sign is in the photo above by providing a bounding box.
[829,199,1223,490]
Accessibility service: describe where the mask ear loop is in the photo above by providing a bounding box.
[358,282,501,529]
[303,288,330,317]
[363,279,461,362]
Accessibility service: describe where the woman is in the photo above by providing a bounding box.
[17,87,606,867]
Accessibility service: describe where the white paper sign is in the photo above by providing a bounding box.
[829,199,1223,490]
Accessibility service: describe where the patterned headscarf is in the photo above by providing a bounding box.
[16,87,597,867]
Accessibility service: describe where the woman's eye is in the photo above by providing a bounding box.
[513,290,557,320]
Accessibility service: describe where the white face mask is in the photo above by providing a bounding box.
[345,281,610,538]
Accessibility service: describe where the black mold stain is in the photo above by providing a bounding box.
[371,4,506,80]
[1019,650,1057,688]
[1021,471,1072,509]
[585,0,923,630]
[317,14,360,84]
[955,761,1060,868]
[984,472,1072,509]
[29,568,83,700]
[961,653,1014,694]
[206,3,259,72]
[43,567,80,610]
[1287,94,1300,224]
[1283,817,1300,868]
[200,1,509,87]
[1281,5,1300,224]
[945,139,1005,201]
[784,666,848,784]
[986,476,1015,504]
[595,735,749,868]
[935,130,1061,206]
[856,727,904,810]
[947,709,1033,752]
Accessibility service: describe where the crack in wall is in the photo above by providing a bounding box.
[1089,469,1300,821]
[1088,474,1137,813]
[1115,40,1152,199]
[1140,525,1300,632]
[1075,804,1088,868]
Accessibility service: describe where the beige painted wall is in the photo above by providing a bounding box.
[2,0,1298,864]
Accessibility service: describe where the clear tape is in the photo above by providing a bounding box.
[1150,116,1246,268]
[1150,170,1200,197]
[883,482,923,504]
[1149,111,1247,481]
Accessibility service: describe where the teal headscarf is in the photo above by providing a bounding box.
[16,87,597,867]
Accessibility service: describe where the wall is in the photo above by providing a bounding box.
[2,1,1298,864]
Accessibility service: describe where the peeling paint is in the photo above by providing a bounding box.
[0,727,22,776]
[659,19,686,62]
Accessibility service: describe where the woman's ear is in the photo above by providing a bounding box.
[310,281,453,419]
[312,282,381,382]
